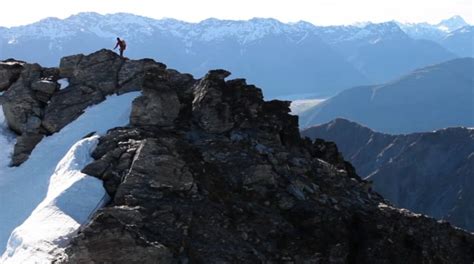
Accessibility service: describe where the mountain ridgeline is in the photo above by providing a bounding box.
[302,118,474,232]
[299,58,474,133]
[1,13,469,97]
[0,50,473,263]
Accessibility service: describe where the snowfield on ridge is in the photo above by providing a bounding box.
[0,92,140,262]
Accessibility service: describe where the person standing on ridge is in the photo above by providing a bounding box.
[114,37,127,57]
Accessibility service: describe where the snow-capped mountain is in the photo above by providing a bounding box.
[398,16,474,54]
[437,15,469,32]
[311,21,456,83]
[0,12,319,53]
[398,22,447,42]
[314,21,409,45]
[0,12,461,98]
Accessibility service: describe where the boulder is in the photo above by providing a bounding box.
[130,68,181,127]
[117,58,164,94]
[60,49,123,95]
[31,80,59,95]
[192,70,234,133]
[10,133,44,166]
[59,54,84,79]
[0,60,24,92]
[2,63,43,134]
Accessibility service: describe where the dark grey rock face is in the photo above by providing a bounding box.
[1,61,57,166]
[2,63,44,134]
[0,60,24,92]
[54,63,474,263]
[129,66,182,128]
[302,118,474,232]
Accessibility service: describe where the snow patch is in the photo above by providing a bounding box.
[370,38,382,44]
[0,92,140,260]
[290,99,326,115]
[0,108,15,169]
[1,136,108,263]
[58,78,69,90]
[437,25,450,32]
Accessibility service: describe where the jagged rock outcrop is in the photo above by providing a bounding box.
[1,61,56,165]
[302,118,474,232]
[0,49,163,166]
[54,62,474,263]
[0,60,24,92]
[129,66,184,128]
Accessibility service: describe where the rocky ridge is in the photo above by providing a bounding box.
[1,51,473,263]
[0,49,160,165]
[302,118,474,232]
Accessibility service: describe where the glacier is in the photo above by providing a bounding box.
[0,92,140,262]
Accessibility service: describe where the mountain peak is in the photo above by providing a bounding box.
[66,11,103,21]
[364,21,404,33]
[439,15,467,25]
[437,15,468,32]
[327,117,369,130]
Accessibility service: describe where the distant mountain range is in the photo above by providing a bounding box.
[398,16,473,57]
[312,22,456,83]
[0,13,469,97]
[398,15,468,41]
[302,118,474,232]
[299,58,474,133]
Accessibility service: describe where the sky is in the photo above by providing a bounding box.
[0,0,472,27]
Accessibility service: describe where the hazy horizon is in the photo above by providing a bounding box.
[0,11,472,29]
[0,0,472,27]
